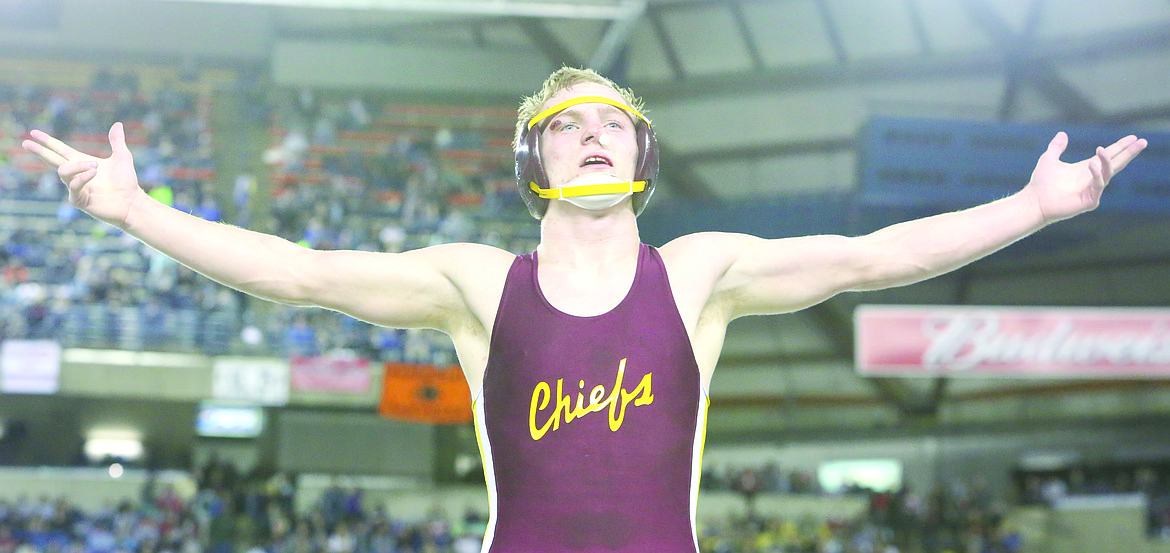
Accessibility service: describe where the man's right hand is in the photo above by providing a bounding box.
[22,122,145,229]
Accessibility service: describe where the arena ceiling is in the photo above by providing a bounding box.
[7,0,1170,443]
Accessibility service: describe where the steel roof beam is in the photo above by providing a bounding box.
[149,0,640,20]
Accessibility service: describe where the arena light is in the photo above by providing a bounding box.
[144,0,643,20]
[84,429,145,463]
[817,459,903,493]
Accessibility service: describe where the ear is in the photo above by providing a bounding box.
[634,121,659,183]
[631,121,660,217]
[515,124,550,219]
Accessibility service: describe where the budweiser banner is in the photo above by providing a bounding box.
[290,354,372,394]
[855,305,1170,377]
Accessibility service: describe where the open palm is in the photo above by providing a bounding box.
[1026,132,1147,223]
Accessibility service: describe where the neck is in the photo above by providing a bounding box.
[537,203,640,269]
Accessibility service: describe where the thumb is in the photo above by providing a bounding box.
[109,122,133,160]
[1042,131,1068,161]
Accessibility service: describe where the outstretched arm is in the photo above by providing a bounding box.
[21,123,494,330]
[702,132,1147,317]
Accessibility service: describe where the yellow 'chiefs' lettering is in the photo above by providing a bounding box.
[529,358,654,441]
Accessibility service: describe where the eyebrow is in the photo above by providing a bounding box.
[548,104,634,127]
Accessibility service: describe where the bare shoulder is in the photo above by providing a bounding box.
[318,241,516,331]
[658,231,763,283]
[413,242,517,298]
[659,231,750,265]
[659,231,860,318]
[419,241,517,321]
[656,232,753,325]
[417,241,517,271]
[662,231,857,279]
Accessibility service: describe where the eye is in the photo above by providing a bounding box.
[549,120,577,132]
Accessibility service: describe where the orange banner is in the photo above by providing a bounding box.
[378,363,472,424]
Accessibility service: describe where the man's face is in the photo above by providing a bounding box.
[537,83,640,188]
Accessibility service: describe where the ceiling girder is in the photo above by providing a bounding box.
[646,8,686,80]
[904,0,934,56]
[588,2,646,76]
[728,1,764,71]
[629,23,1170,103]
[814,0,848,64]
[961,0,1102,123]
[684,137,854,164]
[516,17,584,69]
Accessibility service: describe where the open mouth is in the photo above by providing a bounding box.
[581,155,613,167]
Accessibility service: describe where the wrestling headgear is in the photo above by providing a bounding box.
[515,95,659,219]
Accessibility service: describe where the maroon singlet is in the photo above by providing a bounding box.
[474,243,709,552]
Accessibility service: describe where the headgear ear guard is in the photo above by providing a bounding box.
[515,95,659,219]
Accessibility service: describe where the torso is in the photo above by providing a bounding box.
[473,243,708,552]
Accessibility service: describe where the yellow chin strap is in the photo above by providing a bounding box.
[529,180,647,199]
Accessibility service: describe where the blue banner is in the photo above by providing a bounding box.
[859,117,1170,213]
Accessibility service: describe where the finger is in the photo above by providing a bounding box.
[27,129,85,162]
[1096,146,1114,184]
[21,138,69,168]
[58,160,98,189]
[1106,137,1147,174]
[1087,158,1105,200]
[1044,132,1069,158]
[68,168,97,192]
[1101,135,1138,160]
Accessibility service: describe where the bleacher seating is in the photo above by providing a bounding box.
[0,60,538,360]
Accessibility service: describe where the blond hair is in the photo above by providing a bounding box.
[513,67,646,150]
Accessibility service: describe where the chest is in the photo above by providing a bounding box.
[536,263,637,318]
[487,254,703,427]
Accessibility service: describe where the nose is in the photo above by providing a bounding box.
[581,113,608,137]
[583,127,599,144]
[583,123,610,146]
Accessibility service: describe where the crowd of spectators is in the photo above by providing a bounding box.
[258,87,535,366]
[1014,461,1170,539]
[183,457,490,553]
[702,462,823,497]
[0,461,1027,553]
[0,66,233,353]
[0,64,536,363]
[0,464,490,553]
[699,461,1021,553]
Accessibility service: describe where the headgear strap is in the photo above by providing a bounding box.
[527,95,650,130]
[528,180,647,199]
